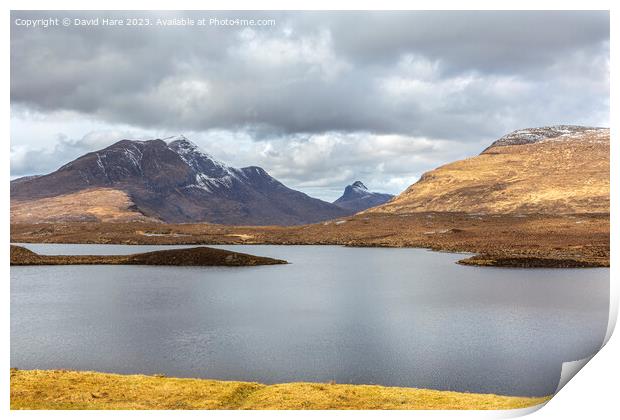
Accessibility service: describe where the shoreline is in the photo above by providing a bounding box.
[11,243,609,269]
[10,369,551,410]
[10,212,610,268]
[457,254,608,268]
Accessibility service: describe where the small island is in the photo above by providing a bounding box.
[458,254,608,268]
[10,245,287,267]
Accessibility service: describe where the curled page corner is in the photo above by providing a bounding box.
[555,356,595,394]
[602,276,618,347]
[551,289,616,397]
[493,356,598,419]
[496,348,608,418]
[552,268,618,392]
[518,283,617,414]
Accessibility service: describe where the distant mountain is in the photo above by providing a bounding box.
[332,181,394,212]
[11,136,350,225]
[368,126,609,215]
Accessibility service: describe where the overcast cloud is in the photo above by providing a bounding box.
[10,11,609,200]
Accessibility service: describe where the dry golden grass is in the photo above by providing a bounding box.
[373,130,609,215]
[10,188,158,223]
[10,369,550,410]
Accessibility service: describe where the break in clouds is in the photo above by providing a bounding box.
[10,11,610,200]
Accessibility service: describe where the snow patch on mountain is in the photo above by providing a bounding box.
[486,125,605,150]
[122,145,144,172]
[166,136,244,193]
[188,172,237,193]
[349,181,370,196]
[167,136,232,174]
[95,153,106,175]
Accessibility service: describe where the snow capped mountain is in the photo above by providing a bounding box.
[485,125,604,150]
[333,181,394,212]
[348,181,370,195]
[11,136,351,225]
[166,136,243,192]
[168,136,235,177]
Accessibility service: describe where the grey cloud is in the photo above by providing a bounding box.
[11,11,609,141]
[10,11,610,199]
[326,12,609,73]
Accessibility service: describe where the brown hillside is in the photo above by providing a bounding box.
[10,137,350,225]
[369,128,609,215]
[10,188,158,223]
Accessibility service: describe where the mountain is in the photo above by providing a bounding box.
[11,136,350,225]
[332,181,394,212]
[368,126,609,215]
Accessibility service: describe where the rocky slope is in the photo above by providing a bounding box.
[332,181,394,212]
[10,136,350,225]
[369,126,609,215]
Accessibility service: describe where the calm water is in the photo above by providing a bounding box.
[11,244,609,397]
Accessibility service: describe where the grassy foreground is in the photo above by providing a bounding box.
[10,369,550,410]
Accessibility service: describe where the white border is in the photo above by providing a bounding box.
[3,1,616,419]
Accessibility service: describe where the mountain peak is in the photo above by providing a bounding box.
[165,135,209,158]
[351,181,367,190]
[166,135,201,152]
[164,134,189,143]
[333,181,394,212]
[166,136,236,181]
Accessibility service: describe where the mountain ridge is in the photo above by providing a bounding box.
[483,125,603,150]
[11,136,351,225]
[11,125,609,225]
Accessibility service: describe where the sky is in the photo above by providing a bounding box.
[10,11,610,201]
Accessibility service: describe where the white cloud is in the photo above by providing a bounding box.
[232,28,350,80]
